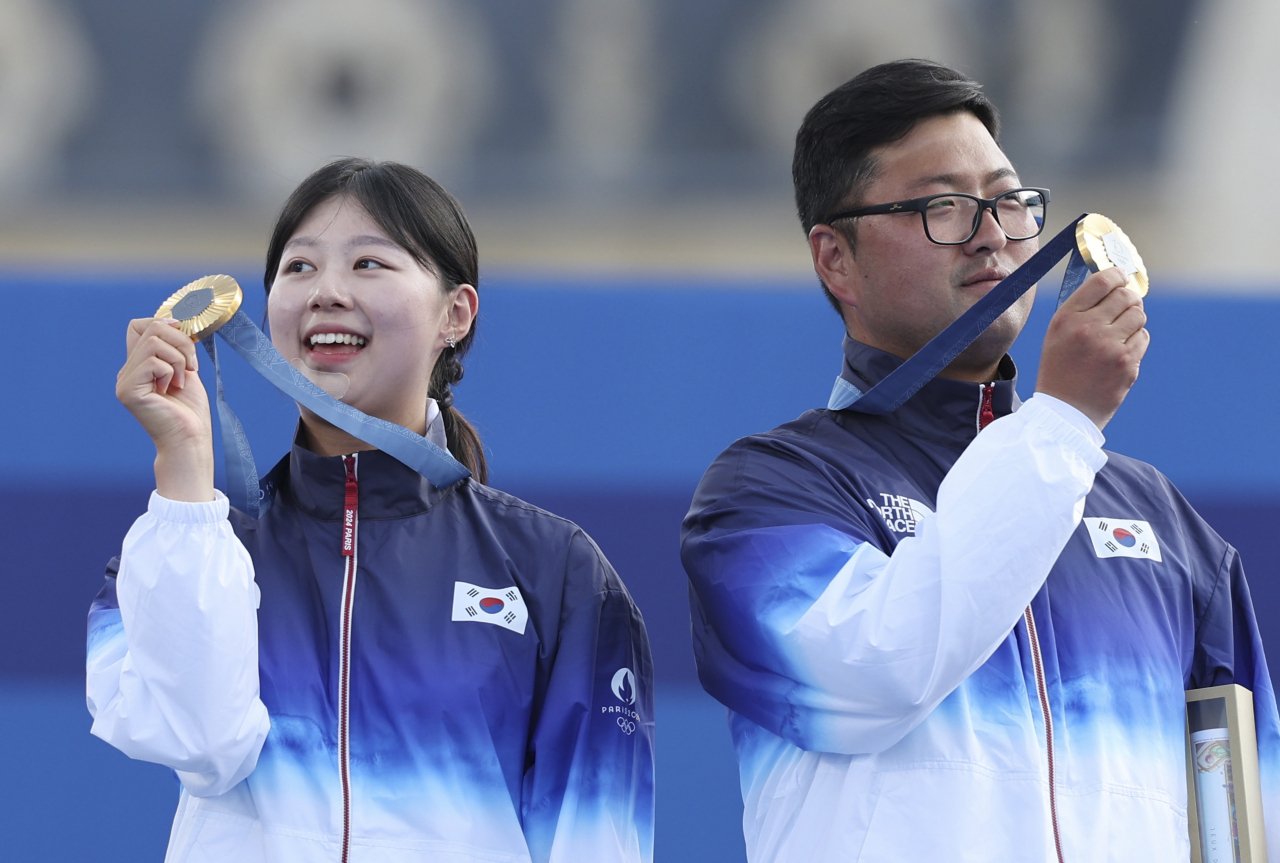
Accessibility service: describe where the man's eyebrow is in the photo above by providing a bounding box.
[908,167,1021,193]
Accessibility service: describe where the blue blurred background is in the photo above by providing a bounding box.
[2,0,1278,860]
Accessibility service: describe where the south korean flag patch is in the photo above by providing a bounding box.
[451,581,529,635]
[1085,517,1163,563]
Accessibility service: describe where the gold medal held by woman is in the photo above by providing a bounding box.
[154,274,244,340]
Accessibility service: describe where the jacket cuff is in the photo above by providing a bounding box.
[1026,392,1106,449]
[147,489,231,524]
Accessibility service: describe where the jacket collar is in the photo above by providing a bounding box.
[832,336,1020,443]
[266,443,456,521]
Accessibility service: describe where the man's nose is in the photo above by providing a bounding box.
[965,206,1009,253]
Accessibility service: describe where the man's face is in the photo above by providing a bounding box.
[835,111,1039,379]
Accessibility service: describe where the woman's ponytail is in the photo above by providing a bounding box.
[430,342,488,483]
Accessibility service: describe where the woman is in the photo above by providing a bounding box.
[86,158,655,863]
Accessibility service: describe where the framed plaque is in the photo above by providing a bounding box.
[1186,684,1268,862]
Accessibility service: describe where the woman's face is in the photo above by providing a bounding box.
[267,194,468,434]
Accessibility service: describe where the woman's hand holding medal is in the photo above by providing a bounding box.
[115,275,244,501]
[116,316,216,502]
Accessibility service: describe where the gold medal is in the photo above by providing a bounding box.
[1076,213,1149,297]
[154,274,244,340]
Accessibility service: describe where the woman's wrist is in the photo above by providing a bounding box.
[153,445,216,502]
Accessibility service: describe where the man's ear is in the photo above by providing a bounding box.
[808,223,859,308]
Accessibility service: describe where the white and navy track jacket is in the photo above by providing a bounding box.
[87,444,655,863]
[681,337,1280,863]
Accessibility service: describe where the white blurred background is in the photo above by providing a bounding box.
[0,0,1274,287]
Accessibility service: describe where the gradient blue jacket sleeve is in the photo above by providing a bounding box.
[85,491,270,797]
[681,396,1107,755]
[521,530,655,863]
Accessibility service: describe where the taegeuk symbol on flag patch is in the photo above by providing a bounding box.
[451,581,529,634]
[1085,518,1163,562]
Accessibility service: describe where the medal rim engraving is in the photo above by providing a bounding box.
[1075,213,1149,297]
[154,274,244,340]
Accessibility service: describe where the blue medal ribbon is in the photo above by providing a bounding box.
[828,214,1094,413]
[200,310,470,517]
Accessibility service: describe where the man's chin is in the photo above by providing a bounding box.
[946,329,1021,380]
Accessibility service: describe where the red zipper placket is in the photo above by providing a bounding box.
[338,454,359,863]
[977,381,995,432]
[977,384,1064,861]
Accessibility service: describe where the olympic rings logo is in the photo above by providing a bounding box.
[616,716,636,735]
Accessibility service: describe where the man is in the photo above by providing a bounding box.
[681,59,1279,861]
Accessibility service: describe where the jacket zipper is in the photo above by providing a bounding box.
[1023,606,1065,863]
[339,454,359,863]
[977,382,995,432]
[976,385,1063,859]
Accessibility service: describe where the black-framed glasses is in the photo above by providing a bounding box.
[826,187,1050,245]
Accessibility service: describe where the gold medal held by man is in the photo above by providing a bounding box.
[1076,213,1149,296]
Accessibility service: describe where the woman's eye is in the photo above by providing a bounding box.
[354,258,384,270]
[284,260,313,274]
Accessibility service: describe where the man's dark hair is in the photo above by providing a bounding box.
[792,59,999,311]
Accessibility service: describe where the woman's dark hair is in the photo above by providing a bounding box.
[792,59,1000,312]
[263,157,488,483]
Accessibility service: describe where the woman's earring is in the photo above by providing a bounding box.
[445,333,457,349]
